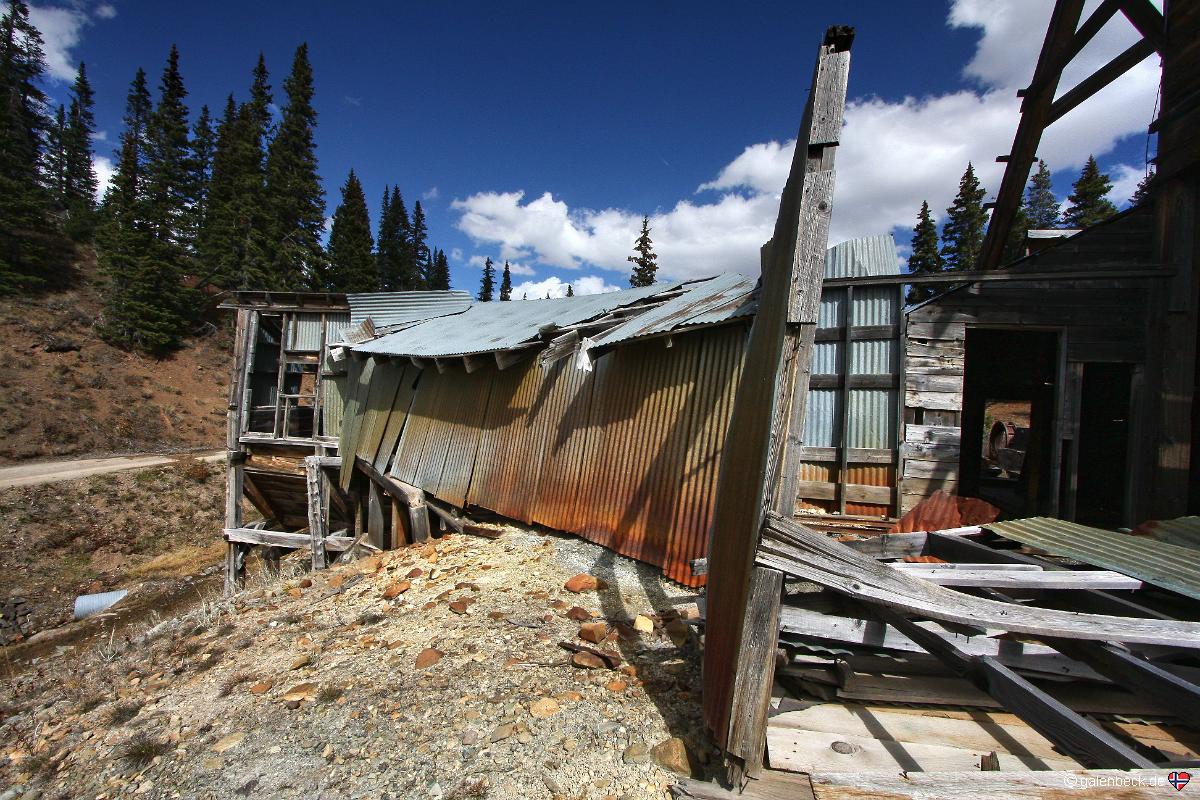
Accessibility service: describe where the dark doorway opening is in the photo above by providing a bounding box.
[961,328,1059,517]
[1075,363,1132,527]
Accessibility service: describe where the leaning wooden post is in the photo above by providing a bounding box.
[305,455,328,570]
[700,26,853,789]
[224,308,252,595]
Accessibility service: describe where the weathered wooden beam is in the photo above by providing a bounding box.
[224,527,354,551]
[367,480,386,550]
[1047,637,1200,721]
[979,0,1083,271]
[873,606,1156,769]
[821,265,1173,289]
[889,565,1142,590]
[707,25,854,788]
[1116,0,1166,55]
[224,307,252,595]
[462,353,489,374]
[1046,38,1157,126]
[304,455,328,569]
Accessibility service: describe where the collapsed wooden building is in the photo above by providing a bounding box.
[218,0,1200,795]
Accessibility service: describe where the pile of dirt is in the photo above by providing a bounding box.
[0,527,714,800]
[0,459,234,639]
[0,256,230,463]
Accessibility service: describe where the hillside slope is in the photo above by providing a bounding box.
[0,255,230,463]
[0,528,712,799]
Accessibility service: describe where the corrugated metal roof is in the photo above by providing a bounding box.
[985,517,1200,601]
[354,282,682,358]
[1134,516,1200,550]
[346,290,472,327]
[824,234,900,278]
[589,273,756,348]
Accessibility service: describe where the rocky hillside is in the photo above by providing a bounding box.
[0,256,230,463]
[0,527,713,800]
[0,458,229,645]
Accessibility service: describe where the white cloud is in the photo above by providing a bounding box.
[467,254,538,277]
[510,275,619,300]
[28,4,88,82]
[449,247,464,262]
[1108,162,1149,207]
[93,153,113,199]
[95,3,116,19]
[422,186,440,201]
[452,1,1160,280]
[506,261,536,276]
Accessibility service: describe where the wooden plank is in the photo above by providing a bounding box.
[809,374,898,390]
[390,497,410,547]
[905,424,960,445]
[224,527,354,552]
[1047,39,1157,125]
[778,606,1101,679]
[889,566,1143,590]
[807,770,1171,799]
[727,568,783,782]
[906,322,965,341]
[798,447,894,463]
[767,701,1078,766]
[796,481,893,505]
[903,459,958,479]
[905,390,963,411]
[767,726,1077,774]
[900,441,961,460]
[704,27,852,773]
[672,773,816,800]
[906,374,963,393]
[760,514,1200,646]
[1046,637,1200,723]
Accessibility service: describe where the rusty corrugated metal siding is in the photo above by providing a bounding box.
[348,324,745,586]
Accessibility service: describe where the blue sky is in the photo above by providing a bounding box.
[33,1,1160,297]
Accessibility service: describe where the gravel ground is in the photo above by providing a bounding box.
[0,524,716,800]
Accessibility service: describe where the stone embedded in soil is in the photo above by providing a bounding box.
[633,614,654,633]
[415,648,443,669]
[605,679,628,693]
[651,737,693,776]
[490,723,514,742]
[381,580,411,599]
[247,681,272,695]
[280,683,318,702]
[529,697,561,718]
[211,732,245,753]
[571,651,606,670]
[565,606,591,621]
[578,622,609,643]
[622,742,651,764]
[406,567,423,578]
[564,573,607,593]
[665,619,691,647]
[448,598,474,614]
[554,690,583,703]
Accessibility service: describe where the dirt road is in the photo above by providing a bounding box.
[0,451,224,489]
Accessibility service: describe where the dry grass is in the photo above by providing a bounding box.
[218,671,254,698]
[124,542,225,580]
[317,684,344,704]
[118,733,171,768]
[108,702,140,725]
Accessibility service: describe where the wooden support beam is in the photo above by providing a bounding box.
[1116,0,1166,55]
[224,307,252,595]
[434,358,448,374]
[872,607,1156,769]
[1046,38,1157,126]
[391,497,410,546]
[426,499,465,532]
[1047,637,1200,721]
[889,565,1142,590]
[978,0,1085,271]
[225,527,354,551]
[495,347,534,370]
[822,265,1173,289]
[304,455,328,569]
[705,25,854,787]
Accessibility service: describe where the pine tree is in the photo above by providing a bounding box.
[326,168,376,292]
[478,256,495,301]
[46,103,66,208]
[0,0,70,292]
[410,199,429,287]
[905,201,941,304]
[98,49,195,353]
[265,43,324,290]
[182,103,214,251]
[1062,155,1118,229]
[427,247,450,290]
[376,185,417,290]
[499,260,512,300]
[627,215,658,287]
[62,62,98,240]
[196,57,274,290]
[1130,168,1155,206]
[566,283,574,297]
[940,163,987,272]
[1024,159,1059,229]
